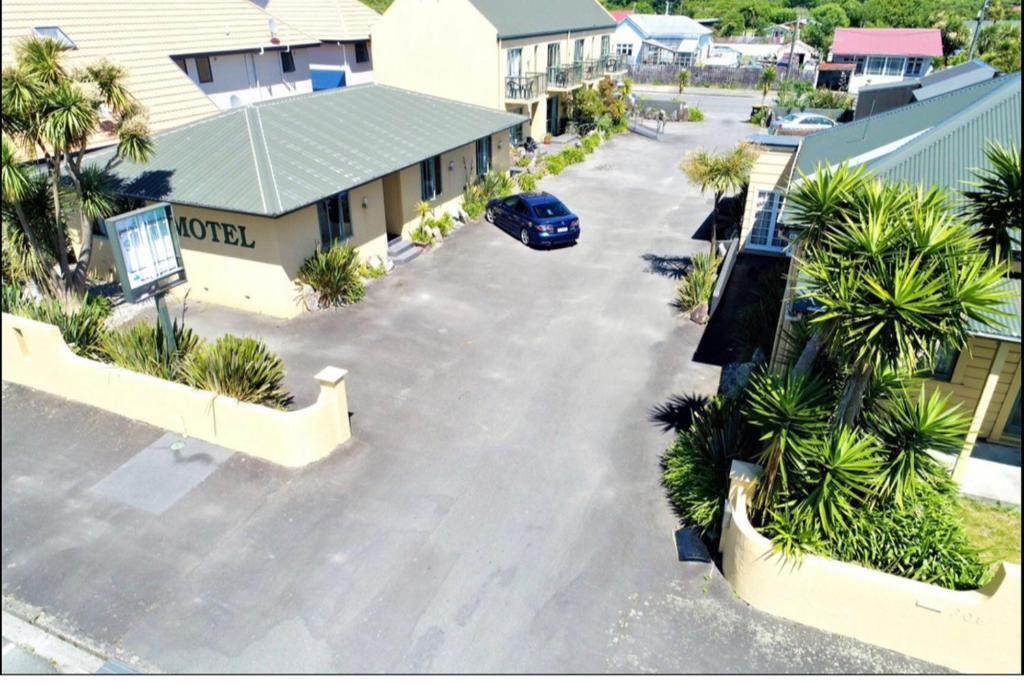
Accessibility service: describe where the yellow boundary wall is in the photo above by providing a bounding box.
[2,313,351,468]
[720,461,1022,674]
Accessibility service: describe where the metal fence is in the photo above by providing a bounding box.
[627,64,816,89]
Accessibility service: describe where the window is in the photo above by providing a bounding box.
[507,47,522,77]
[675,52,693,67]
[420,155,442,201]
[1005,390,1021,437]
[172,57,188,75]
[615,43,634,57]
[280,51,295,73]
[749,191,786,250]
[547,42,560,67]
[601,36,610,57]
[906,57,925,76]
[574,38,585,63]
[866,56,885,75]
[921,345,960,381]
[355,41,370,63]
[32,26,75,49]
[854,56,866,75]
[884,57,905,76]
[476,136,492,176]
[195,56,214,83]
[318,192,353,245]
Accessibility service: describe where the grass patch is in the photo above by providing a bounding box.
[959,497,1022,567]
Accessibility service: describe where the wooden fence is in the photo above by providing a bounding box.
[628,64,815,89]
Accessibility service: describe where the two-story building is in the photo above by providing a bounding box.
[371,0,622,141]
[1,0,378,144]
[610,14,714,67]
[821,27,943,94]
[87,85,526,318]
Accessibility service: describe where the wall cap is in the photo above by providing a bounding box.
[315,366,349,386]
[730,459,763,484]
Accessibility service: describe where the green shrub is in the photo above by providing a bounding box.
[480,170,516,200]
[516,172,538,192]
[751,107,771,127]
[544,155,567,176]
[2,280,26,313]
[562,147,586,165]
[182,334,292,409]
[687,107,705,122]
[297,242,366,307]
[14,294,112,360]
[101,319,200,380]
[359,261,387,280]
[410,225,434,246]
[675,254,719,312]
[431,212,456,237]
[580,133,601,154]
[462,183,487,220]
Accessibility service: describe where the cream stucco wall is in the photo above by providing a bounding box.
[371,0,500,108]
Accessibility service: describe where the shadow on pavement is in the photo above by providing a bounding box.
[649,393,710,433]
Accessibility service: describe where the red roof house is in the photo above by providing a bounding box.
[831,28,943,58]
[610,10,633,23]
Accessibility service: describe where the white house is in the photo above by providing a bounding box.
[611,14,713,67]
[824,28,943,94]
[706,39,817,70]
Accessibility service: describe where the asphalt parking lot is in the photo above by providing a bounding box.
[1,95,939,672]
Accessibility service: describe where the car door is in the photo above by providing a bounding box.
[495,196,518,230]
[509,198,531,232]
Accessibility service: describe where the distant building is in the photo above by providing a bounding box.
[707,39,817,70]
[610,10,633,23]
[853,59,1000,119]
[611,14,714,67]
[822,27,943,93]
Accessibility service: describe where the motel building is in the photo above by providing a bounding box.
[90,84,526,318]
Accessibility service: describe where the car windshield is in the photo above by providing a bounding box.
[781,114,801,122]
[532,201,571,218]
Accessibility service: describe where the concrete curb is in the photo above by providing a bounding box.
[2,612,105,674]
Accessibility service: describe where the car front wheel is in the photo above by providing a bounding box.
[485,208,495,223]
[520,228,531,246]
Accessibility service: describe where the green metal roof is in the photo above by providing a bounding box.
[468,0,616,39]
[92,85,528,217]
[794,73,1020,183]
[968,278,1021,342]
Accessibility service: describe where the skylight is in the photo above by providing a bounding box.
[32,26,76,49]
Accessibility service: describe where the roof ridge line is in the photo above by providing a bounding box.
[242,107,269,214]
[253,106,284,214]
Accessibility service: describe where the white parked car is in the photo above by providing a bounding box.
[769,112,837,136]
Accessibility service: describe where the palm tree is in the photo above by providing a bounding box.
[791,169,1008,428]
[680,143,756,256]
[758,66,777,104]
[1,37,153,296]
[962,141,1021,259]
[677,68,690,95]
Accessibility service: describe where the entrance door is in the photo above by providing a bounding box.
[1004,389,1021,439]
[546,96,560,136]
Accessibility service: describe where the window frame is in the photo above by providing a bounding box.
[476,136,492,176]
[883,56,906,76]
[749,190,786,251]
[280,50,296,73]
[866,56,885,75]
[601,36,611,57]
[924,345,961,382]
[906,57,925,76]
[420,155,443,201]
[318,192,353,246]
[355,41,370,64]
[172,57,188,75]
[195,55,214,83]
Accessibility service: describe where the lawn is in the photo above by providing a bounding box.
[960,497,1022,567]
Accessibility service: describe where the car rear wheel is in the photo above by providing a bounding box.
[485,208,495,223]
[520,228,531,246]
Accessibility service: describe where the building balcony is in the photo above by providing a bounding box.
[582,59,604,82]
[547,63,583,91]
[599,56,628,75]
[505,72,547,103]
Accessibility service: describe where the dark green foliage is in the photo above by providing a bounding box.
[662,395,756,538]
[182,335,292,409]
[962,141,1021,258]
[734,257,788,360]
[675,253,719,312]
[14,294,111,360]
[298,242,366,308]
[101,319,200,380]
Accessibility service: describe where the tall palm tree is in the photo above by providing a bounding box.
[681,143,756,256]
[2,37,153,296]
[962,141,1021,259]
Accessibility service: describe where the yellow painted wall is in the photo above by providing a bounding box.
[371,0,500,108]
[924,337,1022,446]
[740,148,796,253]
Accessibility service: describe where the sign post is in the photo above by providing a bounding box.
[99,203,188,353]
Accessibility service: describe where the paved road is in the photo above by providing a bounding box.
[1,101,939,673]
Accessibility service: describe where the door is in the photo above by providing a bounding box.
[546,96,560,136]
[510,198,531,234]
[547,42,560,82]
[575,39,585,64]
[1004,389,1021,439]
[507,48,522,77]
[495,196,518,230]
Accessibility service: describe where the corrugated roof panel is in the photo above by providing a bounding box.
[93,85,529,217]
[967,278,1021,341]
[468,0,616,39]
[259,0,380,41]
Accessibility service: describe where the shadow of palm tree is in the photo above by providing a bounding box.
[649,393,710,433]
[641,253,694,280]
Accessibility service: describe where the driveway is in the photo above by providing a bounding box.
[1,103,939,673]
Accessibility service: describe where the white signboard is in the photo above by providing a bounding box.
[101,203,186,303]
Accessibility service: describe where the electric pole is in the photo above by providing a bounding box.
[967,0,991,61]
[786,9,807,81]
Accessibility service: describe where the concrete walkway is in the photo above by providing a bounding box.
[2,94,940,673]
[934,442,1021,507]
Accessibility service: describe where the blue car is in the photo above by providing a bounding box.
[485,192,580,247]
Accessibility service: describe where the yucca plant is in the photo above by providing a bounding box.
[743,369,833,515]
[297,242,365,308]
[480,169,515,200]
[182,335,292,408]
[14,294,112,359]
[101,319,200,380]
[516,172,538,192]
[674,253,720,314]
[962,141,1021,258]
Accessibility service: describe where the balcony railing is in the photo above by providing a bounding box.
[582,59,603,81]
[547,63,583,91]
[505,72,547,102]
[599,56,627,74]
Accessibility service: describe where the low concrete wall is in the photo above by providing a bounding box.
[719,461,1022,673]
[1,313,351,468]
